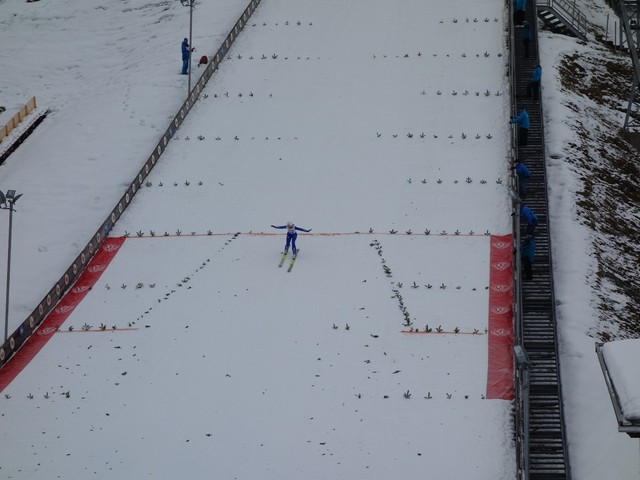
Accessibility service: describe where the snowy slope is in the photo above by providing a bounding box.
[0,0,251,331]
[0,0,519,478]
[1,0,639,478]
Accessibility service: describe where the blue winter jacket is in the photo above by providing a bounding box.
[182,39,190,61]
[530,66,542,82]
[514,0,527,10]
[521,237,535,262]
[511,110,530,129]
[515,163,531,178]
[520,205,537,225]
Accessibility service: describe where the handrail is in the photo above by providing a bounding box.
[508,0,528,477]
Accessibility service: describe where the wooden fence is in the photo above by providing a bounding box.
[0,97,37,143]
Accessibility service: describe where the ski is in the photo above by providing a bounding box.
[287,250,299,272]
[278,251,288,268]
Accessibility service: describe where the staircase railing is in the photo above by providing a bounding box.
[538,0,588,38]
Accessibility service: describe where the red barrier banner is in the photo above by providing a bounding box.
[0,237,125,392]
[486,234,514,400]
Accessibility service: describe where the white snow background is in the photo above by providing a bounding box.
[0,0,638,478]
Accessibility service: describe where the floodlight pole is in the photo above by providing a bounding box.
[181,0,195,97]
[1,190,21,343]
[4,202,13,342]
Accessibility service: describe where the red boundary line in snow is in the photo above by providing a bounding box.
[0,237,126,393]
[485,234,514,400]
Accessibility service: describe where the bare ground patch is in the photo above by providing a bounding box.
[557,47,640,339]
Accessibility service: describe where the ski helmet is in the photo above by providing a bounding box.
[286,221,293,228]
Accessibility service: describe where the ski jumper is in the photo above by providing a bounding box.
[271,224,311,255]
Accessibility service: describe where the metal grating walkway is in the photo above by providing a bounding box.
[512,4,572,480]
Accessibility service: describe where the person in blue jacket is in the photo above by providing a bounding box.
[511,109,530,146]
[521,235,535,281]
[520,205,538,235]
[271,222,312,256]
[513,0,527,26]
[527,65,542,100]
[181,38,191,75]
[522,21,531,58]
[514,160,532,197]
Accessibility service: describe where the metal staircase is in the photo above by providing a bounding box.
[537,0,588,40]
[512,3,572,479]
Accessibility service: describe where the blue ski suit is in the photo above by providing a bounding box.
[271,224,311,254]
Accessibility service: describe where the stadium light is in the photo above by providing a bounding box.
[0,189,22,342]
[180,0,195,96]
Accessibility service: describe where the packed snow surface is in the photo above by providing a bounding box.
[0,0,638,478]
